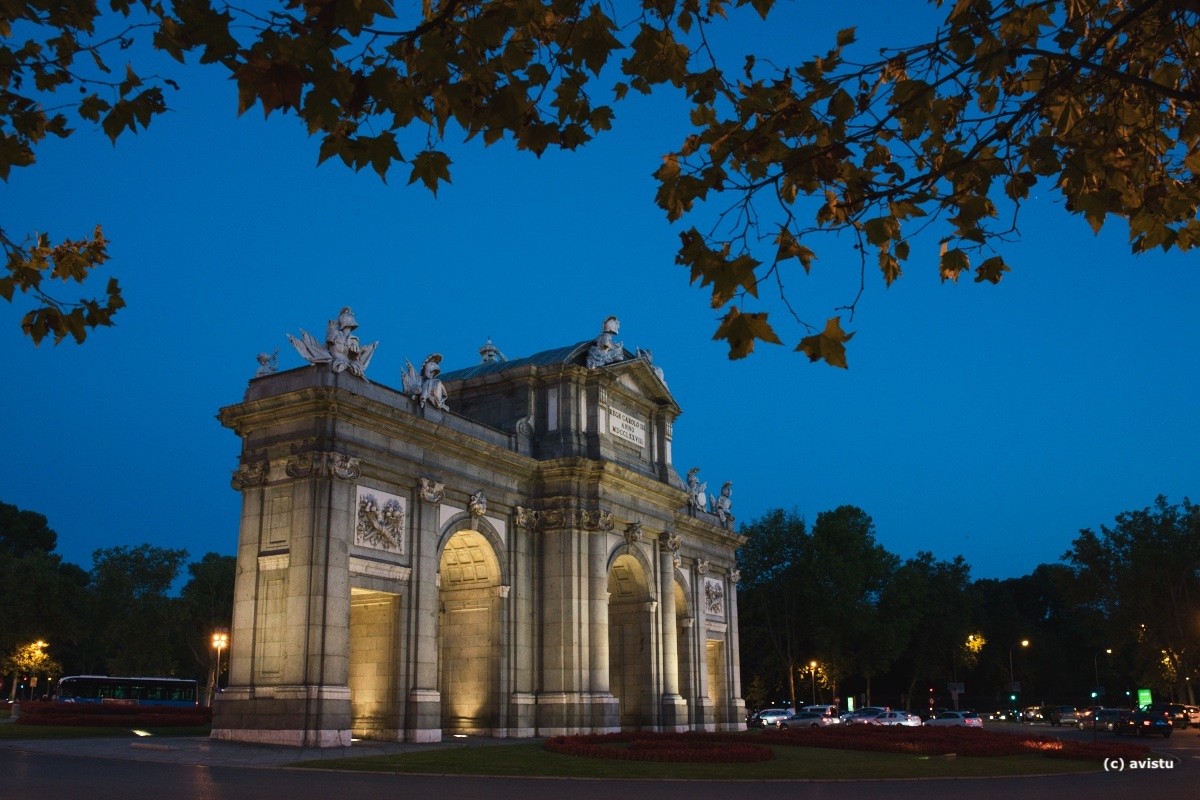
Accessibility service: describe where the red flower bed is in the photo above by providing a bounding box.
[545,732,773,763]
[768,725,1152,762]
[14,701,211,728]
[544,727,1152,765]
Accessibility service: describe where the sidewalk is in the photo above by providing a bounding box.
[0,730,519,769]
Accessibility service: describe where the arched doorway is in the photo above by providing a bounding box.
[608,552,655,728]
[438,528,502,734]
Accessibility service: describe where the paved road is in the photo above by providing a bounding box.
[0,724,1194,800]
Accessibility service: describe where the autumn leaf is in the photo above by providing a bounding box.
[796,317,855,369]
[713,307,782,359]
[407,150,452,196]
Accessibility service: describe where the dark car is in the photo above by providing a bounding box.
[1044,705,1080,726]
[1115,710,1173,737]
[1078,708,1123,732]
[1143,702,1189,729]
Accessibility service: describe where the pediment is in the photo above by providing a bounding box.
[604,356,680,413]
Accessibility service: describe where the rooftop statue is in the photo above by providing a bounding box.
[254,348,278,378]
[685,467,707,512]
[402,353,450,411]
[585,315,625,369]
[287,307,378,380]
[710,481,734,528]
[479,337,507,364]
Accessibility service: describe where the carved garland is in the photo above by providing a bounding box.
[515,505,616,532]
[284,451,361,480]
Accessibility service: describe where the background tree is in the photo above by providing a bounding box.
[880,551,974,710]
[0,501,87,690]
[85,544,189,676]
[804,505,899,706]
[5,2,1196,358]
[736,508,811,708]
[174,552,235,687]
[1065,495,1200,703]
[2,639,61,700]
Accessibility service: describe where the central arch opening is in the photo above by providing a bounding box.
[608,552,654,729]
[438,528,501,734]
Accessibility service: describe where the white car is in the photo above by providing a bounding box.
[778,711,842,729]
[749,708,794,728]
[867,710,923,727]
[842,707,888,724]
[924,710,983,728]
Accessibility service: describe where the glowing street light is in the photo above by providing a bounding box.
[809,660,818,704]
[211,629,229,700]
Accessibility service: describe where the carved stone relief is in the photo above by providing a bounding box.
[354,486,406,553]
[704,577,725,615]
[284,451,361,480]
[514,505,615,532]
[419,478,445,504]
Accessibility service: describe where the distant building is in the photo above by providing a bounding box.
[214,315,744,746]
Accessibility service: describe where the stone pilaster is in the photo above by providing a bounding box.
[404,478,443,742]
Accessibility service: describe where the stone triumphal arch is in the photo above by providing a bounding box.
[213,312,745,746]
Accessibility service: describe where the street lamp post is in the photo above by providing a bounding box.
[809,661,818,705]
[211,630,229,705]
[1008,639,1029,696]
[1093,648,1112,691]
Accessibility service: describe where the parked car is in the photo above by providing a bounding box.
[1078,708,1123,732]
[748,708,793,729]
[984,709,1021,723]
[868,710,923,727]
[842,707,888,724]
[1184,706,1200,727]
[800,704,839,716]
[778,711,842,729]
[924,710,983,728]
[1116,710,1173,738]
[1045,705,1080,726]
[1143,702,1189,729]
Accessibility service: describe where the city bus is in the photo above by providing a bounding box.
[55,675,199,706]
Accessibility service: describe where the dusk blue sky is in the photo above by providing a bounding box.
[3,3,1197,583]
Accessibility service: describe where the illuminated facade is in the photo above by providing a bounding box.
[213,318,745,746]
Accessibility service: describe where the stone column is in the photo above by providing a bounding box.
[507,516,536,736]
[692,561,714,730]
[533,507,618,735]
[724,569,747,729]
[658,546,687,730]
[404,478,443,742]
[587,530,610,695]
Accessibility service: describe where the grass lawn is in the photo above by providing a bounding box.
[292,740,1099,780]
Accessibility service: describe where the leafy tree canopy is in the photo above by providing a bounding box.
[2,1,1198,362]
[1064,495,1200,696]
